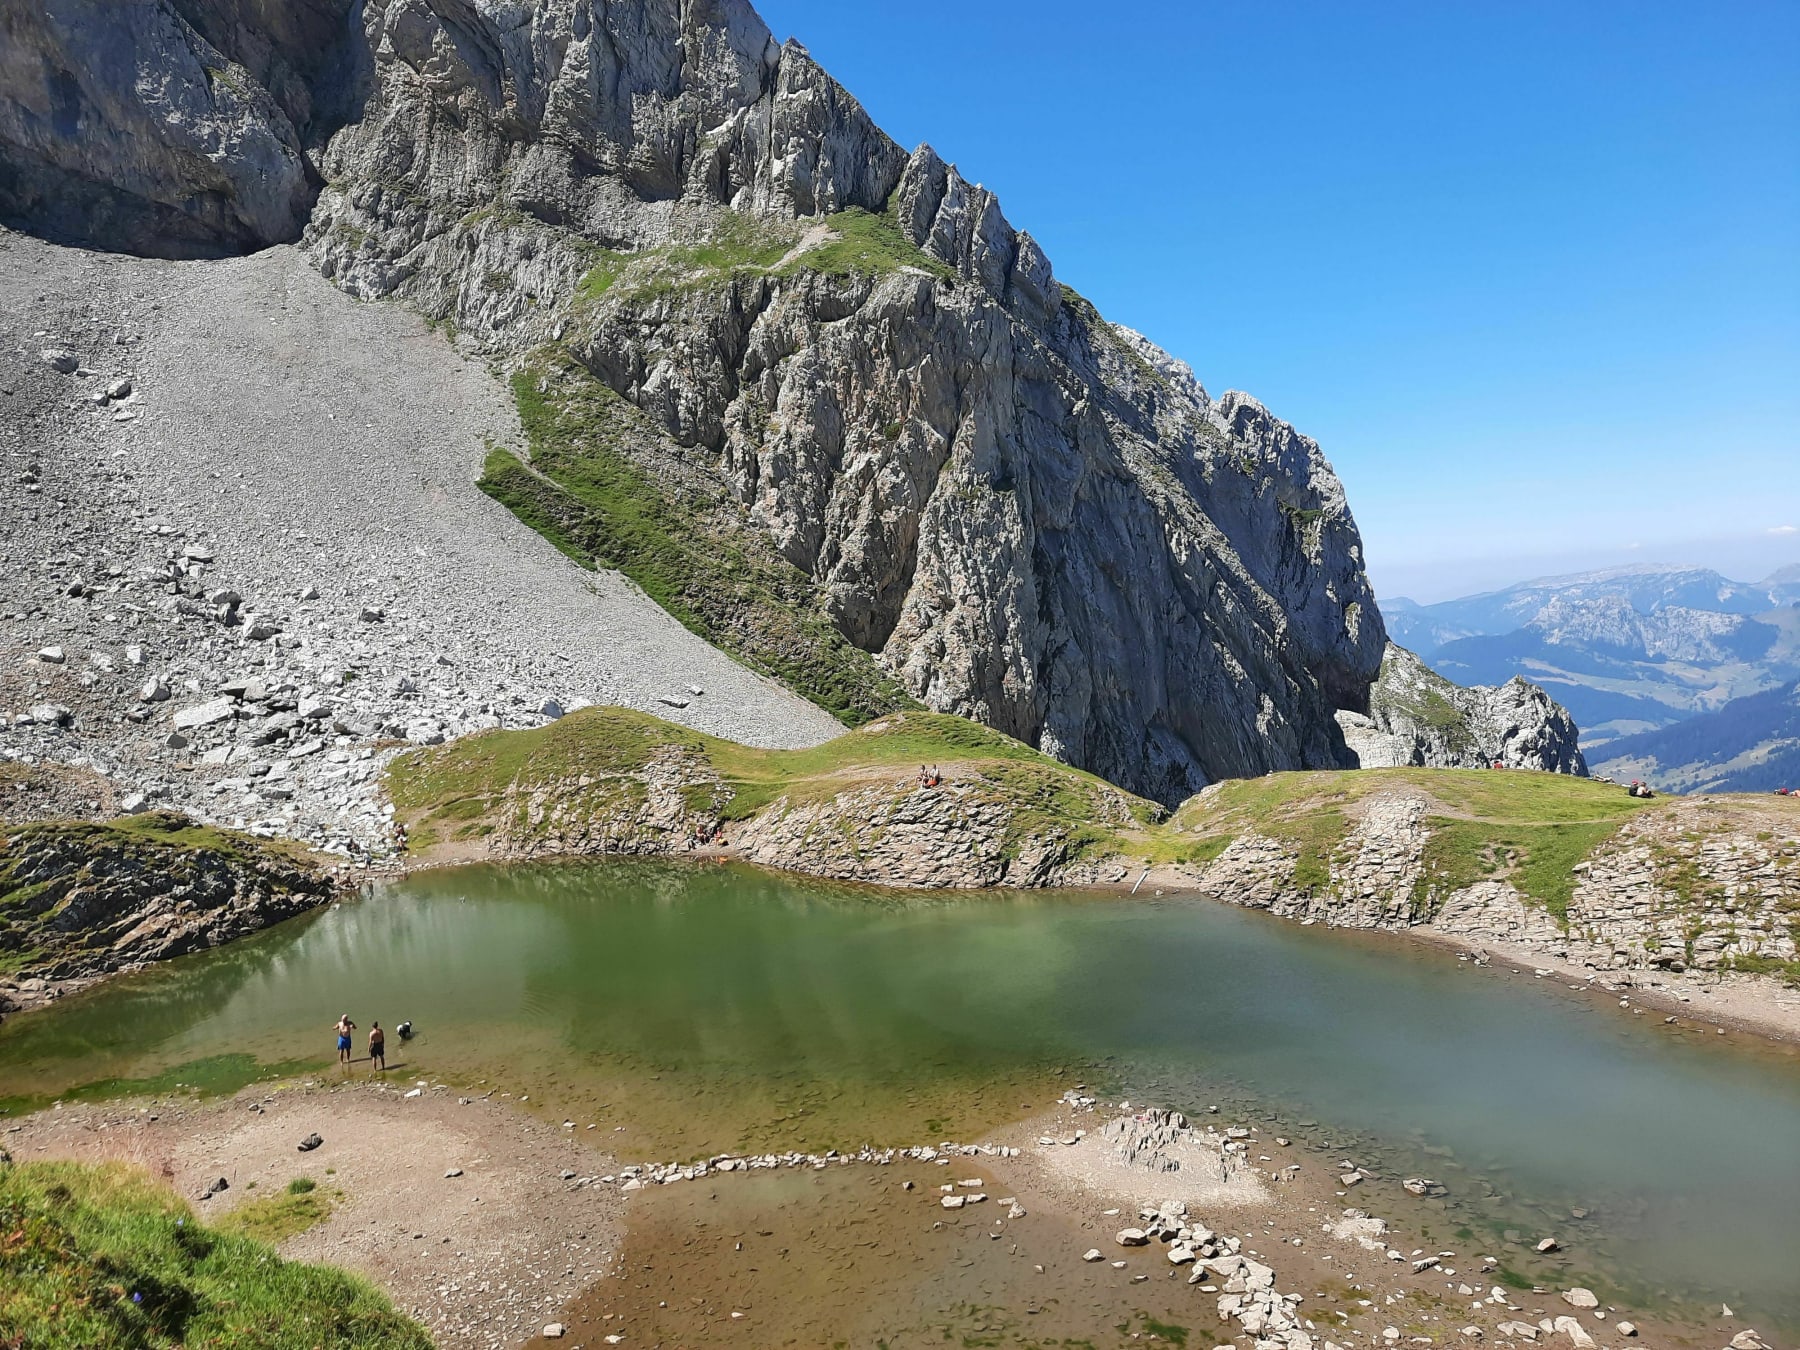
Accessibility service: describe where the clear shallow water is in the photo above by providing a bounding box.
[2,859,1796,1329]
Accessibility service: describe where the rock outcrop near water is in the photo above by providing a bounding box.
[392,709,1147,890]
[0,812,334,1011]
[1181,789,1799,979]
[0,0,1388,805]
[1338,644,1586,774]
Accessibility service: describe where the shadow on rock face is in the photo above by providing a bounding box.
[0,0,370,259]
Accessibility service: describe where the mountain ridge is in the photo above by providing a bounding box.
[0,0,1591,804]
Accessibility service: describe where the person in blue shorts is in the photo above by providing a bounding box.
[334,1013,356,1064]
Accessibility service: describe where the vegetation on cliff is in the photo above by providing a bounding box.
[0,812,329,985]
[1169,768,1659,916]
[387,705,1152,871]
[0,1160,429,1349]
[478,349,915,726]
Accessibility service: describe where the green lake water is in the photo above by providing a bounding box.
[2,859,1797,1331]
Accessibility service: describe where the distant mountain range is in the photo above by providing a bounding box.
[1382,564,1800,792]
[1589,680,1800,793]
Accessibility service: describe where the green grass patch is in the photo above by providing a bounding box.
[1413,819,1620,921]
[479,350,914,725]
[1719,952,1800,987]
[779,206,957,283]
[212,1185,333,1245]
[1135,1313,1189,1347]
[577,214,800,304]
[0,1160,428,1349]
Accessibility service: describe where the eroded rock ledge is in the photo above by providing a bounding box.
[0,810,334,1011]
[1177,788,1799,980]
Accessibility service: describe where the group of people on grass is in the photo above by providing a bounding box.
[334,1012,408,1070]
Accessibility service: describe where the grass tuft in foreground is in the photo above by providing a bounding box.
[0,1160,428,1349]
[212,1178,335,1245]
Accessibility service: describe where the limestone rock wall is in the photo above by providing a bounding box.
[299,0,1385,804]
[0,814,334,1009]
[1340,643,1586,775]
[0,0,327,257]
[2,0,1390,806]
[1178,790,1799,976]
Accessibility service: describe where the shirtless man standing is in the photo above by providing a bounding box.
[334,1013,356,1064]
[368,1021,386,1071]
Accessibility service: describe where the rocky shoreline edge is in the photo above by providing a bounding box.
[4,738,1796,1046]
[6,1081,1783,1350]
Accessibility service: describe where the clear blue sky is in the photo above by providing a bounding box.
[754,0,1799,601]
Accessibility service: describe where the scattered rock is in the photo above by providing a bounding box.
[444,1167,463,1178]
[1115,1228,1149,1247]
[1551,1316,1595,1349]
[296,1133,323,1152]
[37,646,66,664]
[40,349,79,374]
[172,698,235,730]
[542,1324,565,1339]
[1536,1237,1561,1253]
[1560,1289,1598,1310]
[1083,1248,1104,1262]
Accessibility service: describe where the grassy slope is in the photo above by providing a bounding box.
[478,350,914,726]
[388,705,1155,861]
[386,704,1757,934]
[1171,768,1664,920]
[0,1160,428,1350]
[483,204,965,728]
[0,813,323,979]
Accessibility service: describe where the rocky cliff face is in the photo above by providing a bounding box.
[1178,789,1799,980]
[0,0,1389,804]
[1337,643,1586,774]
[0,0,365,257]
[0,812,334,1010]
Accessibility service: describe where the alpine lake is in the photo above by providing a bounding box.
[2,859,1796,1338]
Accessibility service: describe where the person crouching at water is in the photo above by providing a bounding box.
[369,1021,386,1071]
[334,1013,356,1064]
